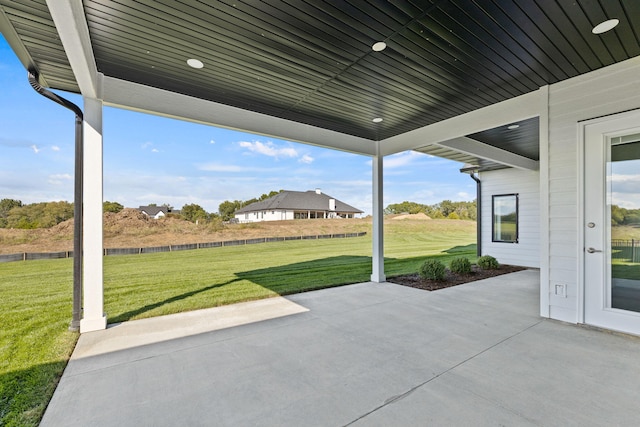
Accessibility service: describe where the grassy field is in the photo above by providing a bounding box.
[612,225,640,240]
[1,219,475,426]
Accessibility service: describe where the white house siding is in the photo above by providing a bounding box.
[479,168,540,268]
[236,210,297,222]
[545,56,640,323]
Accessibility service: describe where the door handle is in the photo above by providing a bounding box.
[586,247,602,253]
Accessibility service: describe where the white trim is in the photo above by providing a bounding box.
[371,142,385,282]
[436,137,539,170]
[577,117,586,324]
[46,0,99,98]
[80,97,106,333]
[102,76,376,156]
[380,91,540,156]
[539,86,550,318]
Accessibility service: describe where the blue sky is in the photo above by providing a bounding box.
[0,35,475,215]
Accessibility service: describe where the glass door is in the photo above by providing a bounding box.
[609,136,640,314]
[584,111,640,336]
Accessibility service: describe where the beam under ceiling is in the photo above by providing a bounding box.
[380,90,541,156]
[102,75,376,156]
[436,137,539,170]
[46,0,99,98]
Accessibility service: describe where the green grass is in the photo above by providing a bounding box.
[612,261,640,280]
[0,259,78,427]
[1,220,475,425]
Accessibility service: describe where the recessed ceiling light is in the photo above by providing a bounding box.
[592,19,619,34]
[507,124,519,130]
[372,41,386,52]
[372,117,383,123]
[187,58,204,69]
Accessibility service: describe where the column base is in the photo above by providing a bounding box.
[370,273,387,283]
[80,315,107,333]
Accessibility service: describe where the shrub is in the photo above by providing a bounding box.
[449,257,471,274]
[477,255,499,270]
[419,259,446,281]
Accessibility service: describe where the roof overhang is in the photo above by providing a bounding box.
[2,0,638,167]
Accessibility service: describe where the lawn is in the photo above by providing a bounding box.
[0,219,475,426]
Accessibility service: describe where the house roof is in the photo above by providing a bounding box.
[236,191,363,215]
[138,206,168,217]
[1,1,639,169]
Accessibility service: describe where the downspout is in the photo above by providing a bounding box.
[469,171,482,257]
[28,69,83,331]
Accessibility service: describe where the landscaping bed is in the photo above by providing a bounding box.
[388,264,527,291]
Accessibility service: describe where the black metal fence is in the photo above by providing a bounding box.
[611,239,640,263]
[0,232,367,263]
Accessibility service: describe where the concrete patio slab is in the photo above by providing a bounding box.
[41,270,640,426]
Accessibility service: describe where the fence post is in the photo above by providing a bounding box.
[633,239,636,263]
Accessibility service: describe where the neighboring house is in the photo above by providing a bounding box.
[138,206,178,219]
[234,189,362,223]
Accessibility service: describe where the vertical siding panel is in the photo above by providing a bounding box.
[546,56,640,323]
[479,168,540,268]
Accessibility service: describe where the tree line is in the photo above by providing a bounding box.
[1,194,477,229]
[0,191,285,229]
[612,205,640,226]
[384,199,477,220]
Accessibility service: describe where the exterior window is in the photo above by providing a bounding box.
[492,194,518,243]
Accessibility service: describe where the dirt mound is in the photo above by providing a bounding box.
[104,208,153,228]
[391,212,431,220]
[49,218,75,234]
[0,214,372,254]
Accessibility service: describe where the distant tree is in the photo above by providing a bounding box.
[611,205,625,225]
[6,201,73,228]
[385,199,476,221]
[181,203,208,222]
[103,201,124,213]
[384,201,427,215]
[217,190,283,221]
[437,200,456,217]
[447,212,460,220]
[259,190,282,201]
[219,200,243,221]
[0,198,23,227]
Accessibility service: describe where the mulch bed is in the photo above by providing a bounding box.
[387,264,527,291]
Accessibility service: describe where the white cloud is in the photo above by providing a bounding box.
[239,140,298,158]
[141,142,153,149]
[384,151,426,168]
[299,154,314,164]
[151,148,159,153]
[209,139,216,144]
[51,145,60,151]
[48,173,72,185]
[31,145,40,154]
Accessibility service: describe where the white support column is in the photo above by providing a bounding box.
[80,97,106,332]
[371,144,386,282]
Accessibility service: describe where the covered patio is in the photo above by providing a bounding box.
[41,270,640,426]
[2,1,640,334]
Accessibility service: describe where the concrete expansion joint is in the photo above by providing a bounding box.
[342,319,545,426]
